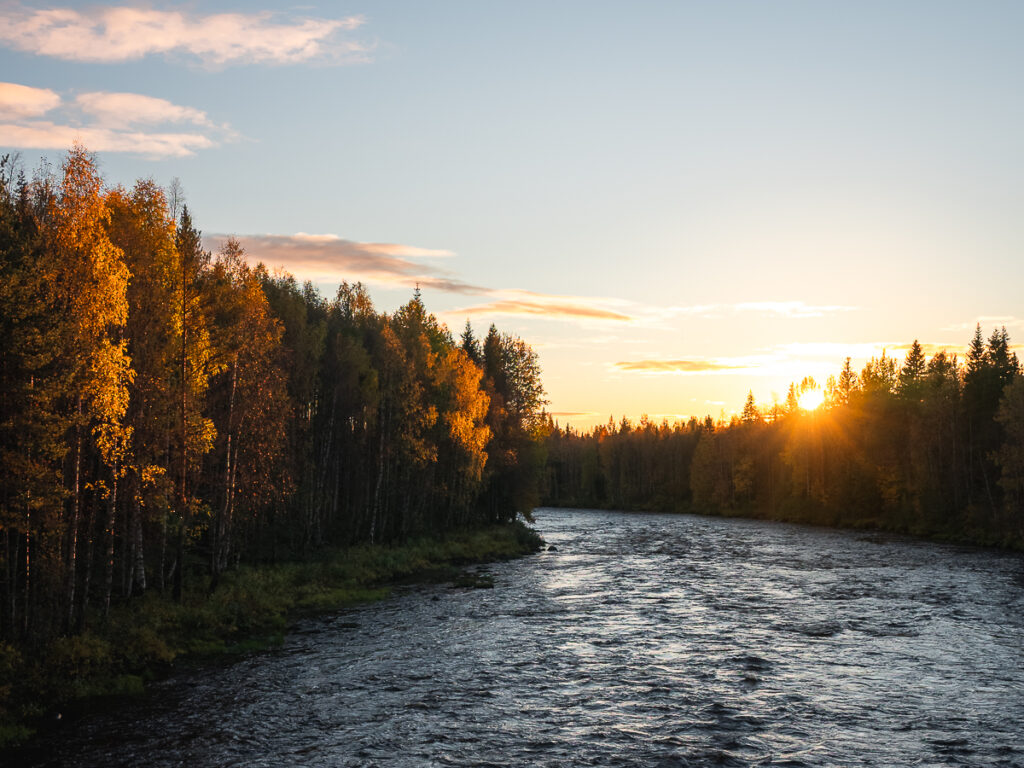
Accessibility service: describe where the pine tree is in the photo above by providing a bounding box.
[171,205,216,599]
[0,155,65,639]
[987,326,1019,385]
[995,376,1024,519]
[784,383,799,414]
[837,357,858,406]
[741,391,760,423]
[963,325,1014,514]
[460,320,481,364]
[860,352,897,395]
[967,323,986,375]
[897,340,926,399]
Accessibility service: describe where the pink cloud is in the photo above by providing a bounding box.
[208,233,639,325]
[208,233,486,294]
[0,81,237,158]
[0,120,214,157]
[456,298,633,322]
[75,91,220,129]
[451,288,635,323]
[0,5,369,66]
[614,359,746,373]
[0,81,60,119]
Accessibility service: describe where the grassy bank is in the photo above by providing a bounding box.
[0,521,543,747]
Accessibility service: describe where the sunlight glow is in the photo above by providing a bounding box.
[798,388,825,411]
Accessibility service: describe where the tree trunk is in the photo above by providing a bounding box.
[131,495,146,595]
[65,410,82,632]
[224,432,238,572]
[103,472,118,615]
[371,407,387,545]
[79,491,97,632]
[4,528,16,639]
[22,511,30,638]
[173,520,184,602]
[213,359,237,583]
[175,258,187,602]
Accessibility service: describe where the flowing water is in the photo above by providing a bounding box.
[16,509,1024,767]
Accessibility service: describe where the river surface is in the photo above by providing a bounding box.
[16,508,1024,767]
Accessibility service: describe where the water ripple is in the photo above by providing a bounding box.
[15,508,1024,767]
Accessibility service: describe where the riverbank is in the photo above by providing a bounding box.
[540,501,1024,551]
[0,521,543,748]
[12,508,1024,767]
[717,504,1024,551]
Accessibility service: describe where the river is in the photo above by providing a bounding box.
[16,508,1024,767]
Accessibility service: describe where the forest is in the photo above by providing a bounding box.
[544,333,1024,547]
[0,147,549,654]
[3,143,1024,746]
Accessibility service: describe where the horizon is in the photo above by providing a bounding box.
[3,1,1022,429]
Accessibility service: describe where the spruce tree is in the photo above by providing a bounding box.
[898,340,926,399]
[741,391,760,423]
[460,320,481,364]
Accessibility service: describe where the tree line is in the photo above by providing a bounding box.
[0,147,547,647]
[544,332,1024,547]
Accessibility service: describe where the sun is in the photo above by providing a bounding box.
[798,387,826,411]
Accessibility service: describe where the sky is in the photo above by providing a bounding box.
[2,1,1022,429]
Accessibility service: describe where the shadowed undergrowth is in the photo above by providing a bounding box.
[0,521,543,748]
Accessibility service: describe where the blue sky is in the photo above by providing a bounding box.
[2,1,1022,427]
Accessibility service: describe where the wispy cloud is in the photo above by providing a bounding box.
[943,316,1024,333]
[454,291,634,322]
[662,304,722,317]
[0,5,370,66]
[204,233,863,328]
[216,233,641,324]
[75,91,225,130]
[765,339,1021,377]
[887,341,963,357]
[209,233,487,294]
[614,339,995,380]
[647,413,693,423]
[350,242,454,259]
[772,341,970,360]
[614,359,748,374]
[0,81,236,157]
[733,301,856,318]
[660,300,857,320]
[0,121,215,157]
[771,341,899,360]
